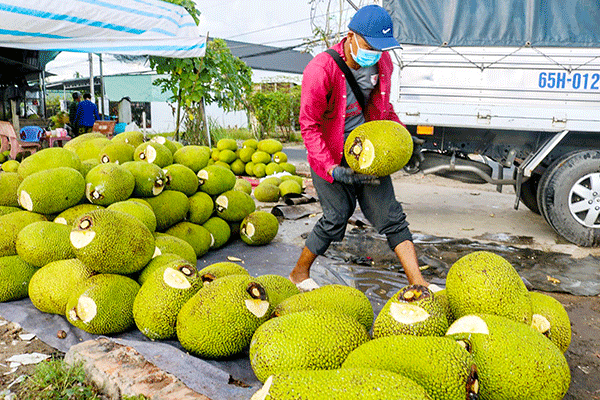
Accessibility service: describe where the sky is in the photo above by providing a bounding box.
[45,0,363,83]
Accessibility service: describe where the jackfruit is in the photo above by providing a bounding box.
[344,120,413,176]
[446,313,570,400]
[138,252,187,285]
[54,204,104,226]
[343,335,478,400]
[214,160,231,170]
[373,284,449,338]
[107,200,157,232]
[1,160,19,172]
[121,161,166,197]
[274,284,373,329]
[251,151,271,164]
[173,145,210,173]
[251,368,432,400]
[16,221,75,267]
[243,138,258,149]
[133,260,201,340]
[530,291,571,353]
[0,206,20,217]
[177,275,270,358]
[278,179,302,197]
[134,142,173,168]
[249,309,370,382]
[0,255,37,302]
[162,163,198,196]
[0,172,21,207]
[238,147,255,163]
[215,190,256,222]
[165,222,212,258]
[253,182,280,202]
[98,142,134,164]
[435,288,454,324]
[264,162,283,176]
[245,161,255,176]
[153,234,197,264]
[80,158,99,178]
[28,258,95,314]
[230,159,246,175]
[445,251,532,324]
[210,148,220,161]
[198,262,249,284]
[280,174,304,190]
[197,165,236,196]
[18,167,85,215]
[65,273,140,334]
[202,217,231,249]
[85,163,135,206]
[279,162,296,175]
[255,274,300,308]
[252,163,267,178]
[233,178,252,195]
[218,149,237,164]
[272,151,287,164]
[144,190,189,231]
[217,138,238,152]
[17,147,82,179]
[261,177,282,187]
[257,139,283,154]
[70,209,155,274]
[187,191,214,225]
[111,130,145,148]
[150,136,177,155]
[65,136,111,161]
[0,211,46,257]
[240,211,279,245]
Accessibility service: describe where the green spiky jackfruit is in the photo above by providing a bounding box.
[243,139,258,149]
[121,161,166,197]
[54,204,104,226]
[28,258,95,314]
[138,252,187,285]
[134,142,173,168]
[279,162,296,175]
[253,182,280,202]
[274,284,374,329]
[197,165,236,196]
[245,161,255,176]
[238,147,255,163]
[255,274,300,308]
[0,211,46,257]
[163,164,199,196]
[251,151,271,164]
[177,275,270,358]
[153,234,197,264]
[172,145,211,173]
[202,217,231,249]
[150,136,177,155]
[0,255,37,302]
[264,162,283,176]
[98,142,134,164]
[218,149,237,164]
[230,159,246,175]
[165,222,212,258]
[0,172,21,207]
[66,274,140,334]
[240,211,279,245]
[257,139,283,155]
[80,158,99,178]
[446,313,570,400]
[446,251,532,324]
[252,163,267,178]
[197,262,249,284]
[18,167,85,215]
[1,160,19,172]
[217,138,238,151]
[215,190,256,222]
[343,335,478,400]
[134,260,201,340]
[107,200,157,232]
[70,209,155,274]
[373,284,449,338]
[278,179,302,197]
[0,206,21,217]
[17,147,82,179]
[111,131,144,148]
[272,151,287,164]
[233,178,252,195]
[251,368,432,400]
[85,163,135,206]
[344,120,413,176]
[65,136,111,161]
[249,309,370,383]
[16,221,75,267]
[144,190,189,232]
[530,291,572,353]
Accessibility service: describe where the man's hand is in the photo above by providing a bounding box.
[331,166,380,185]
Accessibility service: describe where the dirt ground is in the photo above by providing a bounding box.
[0,167,599,399]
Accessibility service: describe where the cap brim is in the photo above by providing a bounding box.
[363,36,402,51]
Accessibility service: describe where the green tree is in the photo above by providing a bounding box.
[149,1,252,144]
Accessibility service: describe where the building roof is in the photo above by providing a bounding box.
[222,39,312,75]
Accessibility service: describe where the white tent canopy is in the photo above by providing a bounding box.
[0,0,206,58]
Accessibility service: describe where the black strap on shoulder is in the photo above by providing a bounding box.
[326,49,366,113]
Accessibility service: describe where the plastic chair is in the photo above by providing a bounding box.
[19,126,44,142]
[0,121,42,160]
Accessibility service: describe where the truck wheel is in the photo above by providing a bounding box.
[517,174,540,214]
[541,150,600,247]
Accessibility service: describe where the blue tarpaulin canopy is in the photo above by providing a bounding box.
[384,0,600,47]
[0,0,206,58]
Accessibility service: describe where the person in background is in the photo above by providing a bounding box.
[289,5,437,292]
[75,93,99,135]
[68,92,80,136]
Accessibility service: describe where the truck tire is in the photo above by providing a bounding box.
[418,152,493,184]
[517,174,540,214]
[540,150,600,247]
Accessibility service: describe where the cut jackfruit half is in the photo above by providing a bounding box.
[389,302,430,324]
[446,315,490,336]
[19,191,33,211]
[69,296,97,324]
[357,139,375,169]
[245,299,270,318]
[163,267,192,289]
[70,230,96,249]
[243,222,256,238]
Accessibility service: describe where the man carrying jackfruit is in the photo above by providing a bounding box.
[289,5,432,291]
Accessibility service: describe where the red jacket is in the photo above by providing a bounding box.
[299,38,401,183]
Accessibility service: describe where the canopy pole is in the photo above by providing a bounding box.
[99,54,105,120]
[88,53,94,99]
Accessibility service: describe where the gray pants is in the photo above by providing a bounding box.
[305,168,413,255]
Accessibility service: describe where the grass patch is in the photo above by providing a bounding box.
[18,359,102,400]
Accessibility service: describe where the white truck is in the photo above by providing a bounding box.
[381,0,600,247]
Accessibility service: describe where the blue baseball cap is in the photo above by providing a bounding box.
[348,5,402,51]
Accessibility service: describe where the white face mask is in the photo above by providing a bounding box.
[350,35,382,67]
